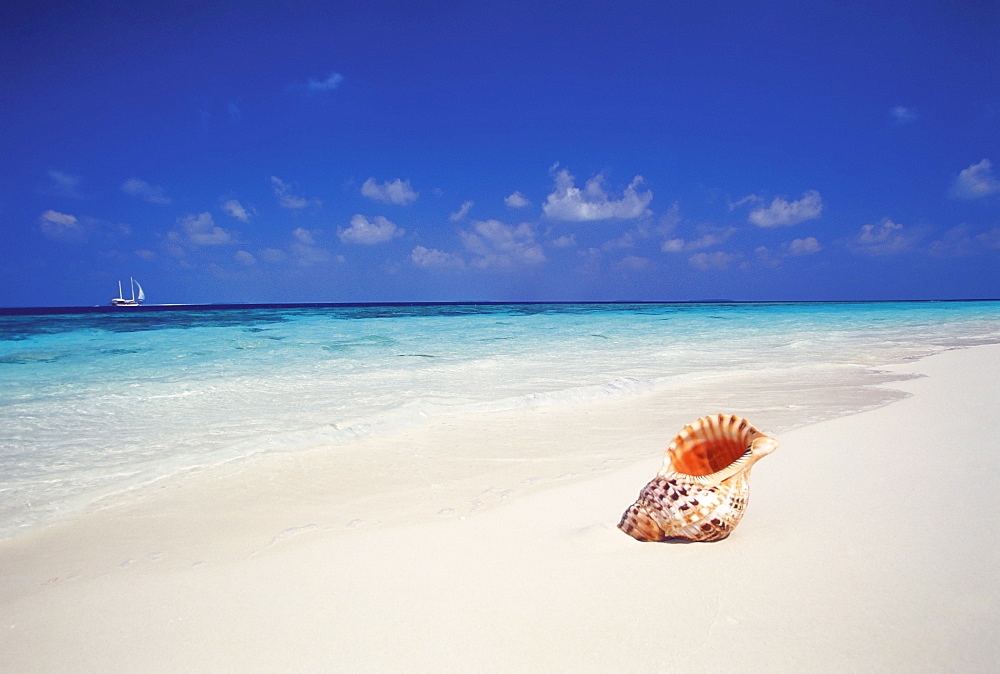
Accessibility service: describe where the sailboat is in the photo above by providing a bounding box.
[111,277,145,306]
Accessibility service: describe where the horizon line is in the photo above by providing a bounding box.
[2,297,999,316]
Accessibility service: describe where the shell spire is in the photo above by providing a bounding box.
[619,414,778,542]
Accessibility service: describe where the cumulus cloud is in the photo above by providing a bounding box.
[360,177,418,205]
[746,190,823,227]
[169,212,236,247]
[292,227,317,246]
[542,168,652,221]
[689,251,737,271]
[222,199,252,222]
[950,159,1000,199]
[741,238,821,268]
[929,224,1000,257]
[270,176,319,209]
[661,225,736,253]
[603,231,636,251]
[305,72,345,92]
[235,250,256,265]
[411,245,465,269]
[46,170,83,198]
[549,234,576,248]
[449,200,474,222]
[617,255,651,271]
[290,228,334,265]
[787,236,822,256]
[259,248,287,263]
[658,202,682,233]
[505,191,530,208]
[121,178,170,205]
[39,210,87,242]
[854,218,916,255]
[338,214,405,244]
[748,245,781,269]
[890,106,917,124]
[460,219,545,268]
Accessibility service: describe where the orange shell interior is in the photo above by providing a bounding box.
[668,418,760,476]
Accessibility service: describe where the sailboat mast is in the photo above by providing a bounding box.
[118,280,123,299]
[130,276,135,302]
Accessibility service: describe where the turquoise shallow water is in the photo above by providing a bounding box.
[1,301,998,539]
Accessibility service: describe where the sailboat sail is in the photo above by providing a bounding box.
[111,277,145,306]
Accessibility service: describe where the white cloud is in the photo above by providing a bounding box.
[270,176,319,209]
[950,159,1000,199]
[787,236,821,255]
[292,227,317,246]
[661,225,736,253]
[259,248,287,263]
[235,250,256,265]
[449,200,474,221]
[39,210,86,242]
[728,194,762,211]
[542,168,652,221]
[37,212,129,243]
[274,228,333,266]
[689,251,737,271]
[748,245,781,269]
[747,190,823,227]
[411,245,465,269]
[306,72,345,92]
[890,106,917,124]
[460,219,545,268]
[222,199,252,222]
[657,202,682,233]
[170,212,236,246]
[550,234,576,248]
[46,170,83,198]
[971,227,1000,248]
[854,218,915,255]
[505,191,530,208]
[929,225,1000,257]
[617,255,651,271]
[737,237,820,268]
[338,214,405,244]
[121,178,170,205]
[360,177,418,206]
[603,231,635,251]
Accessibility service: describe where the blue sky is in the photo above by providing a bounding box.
[2,0,998,306]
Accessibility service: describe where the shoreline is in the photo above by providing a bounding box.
[0,354,920,543]
[2,343,998,670]
[4,299,998,542]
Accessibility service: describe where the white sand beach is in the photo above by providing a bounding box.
[1,343,998,672]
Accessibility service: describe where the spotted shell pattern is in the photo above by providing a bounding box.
[619,414,778,543]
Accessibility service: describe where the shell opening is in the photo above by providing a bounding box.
[670,437,751,476]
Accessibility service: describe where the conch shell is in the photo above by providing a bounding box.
[619,414,778,542]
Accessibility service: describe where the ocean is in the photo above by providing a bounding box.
[1,300,998,540]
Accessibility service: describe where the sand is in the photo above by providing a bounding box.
[1,344,998,672]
